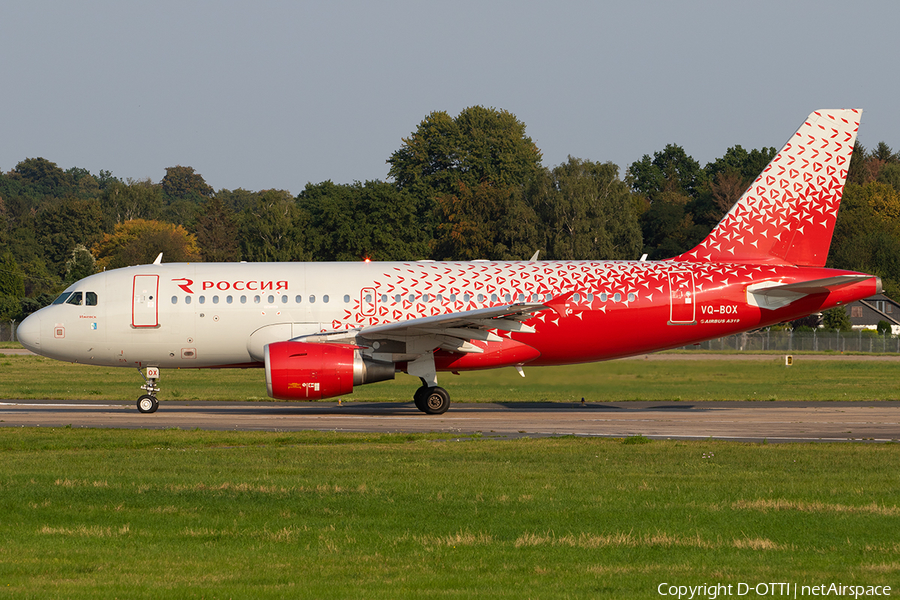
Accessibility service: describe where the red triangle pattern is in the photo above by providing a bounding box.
[676,109,860,267]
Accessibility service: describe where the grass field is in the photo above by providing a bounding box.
[2,353,899,597]
[2,353,900,403]
[0,429,898,598]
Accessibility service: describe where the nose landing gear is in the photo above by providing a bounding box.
[137,366,160,413]
[137,394,159,413]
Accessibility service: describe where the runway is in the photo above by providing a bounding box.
[1,399,898,442]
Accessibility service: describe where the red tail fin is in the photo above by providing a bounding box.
[674,109,861,267]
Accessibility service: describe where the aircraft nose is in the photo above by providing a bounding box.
[17,312,41,353]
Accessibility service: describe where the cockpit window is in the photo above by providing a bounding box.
[66,292,83,306]
[52,292,72,305]
[86,292,98,306]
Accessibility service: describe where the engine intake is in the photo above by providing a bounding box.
[265,341,395,400]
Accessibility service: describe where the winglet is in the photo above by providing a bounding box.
[674,109,862,267]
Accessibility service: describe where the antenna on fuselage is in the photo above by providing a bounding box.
[529,250,540,262]
[153,253,163,265]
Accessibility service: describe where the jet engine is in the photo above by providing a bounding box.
[265,341,395,400]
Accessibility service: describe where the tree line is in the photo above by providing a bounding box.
[2,105,899,322]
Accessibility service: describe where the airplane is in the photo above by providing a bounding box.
[16,109,880,415]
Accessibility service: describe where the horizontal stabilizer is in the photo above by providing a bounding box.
[747,275,877,310]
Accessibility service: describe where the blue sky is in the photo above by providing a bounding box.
[3,0,898,194]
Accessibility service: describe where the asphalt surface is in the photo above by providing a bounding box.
[1,399,898,443]
[4,349,899,442]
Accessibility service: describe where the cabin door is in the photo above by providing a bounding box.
[133,275,159,328]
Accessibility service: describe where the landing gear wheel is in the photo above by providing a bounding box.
[413,386,429,412]
[416,386,450,415]
[137,394,159,414]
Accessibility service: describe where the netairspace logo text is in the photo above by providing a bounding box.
[657,582,892,599]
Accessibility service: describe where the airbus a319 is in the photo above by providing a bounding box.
[17,109,879,414]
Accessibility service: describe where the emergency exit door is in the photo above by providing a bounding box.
[133,275,159,327]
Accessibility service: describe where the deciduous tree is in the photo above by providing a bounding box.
[298,181,429,261]
[196,197,240,262]
[238,191,308,262]
[432,181,540,261]
[161,166,213,201]
[36,198,104,277]
[529,158,641,260]
[92,219,201,269]
[387,106,544,229]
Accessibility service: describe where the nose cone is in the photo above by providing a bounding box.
[17,312,41,354]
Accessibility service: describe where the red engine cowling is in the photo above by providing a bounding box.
[265,341,394,400]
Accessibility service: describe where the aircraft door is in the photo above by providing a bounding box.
[133,275,159,328]
[360,287,377,317]
[668,271,696,325]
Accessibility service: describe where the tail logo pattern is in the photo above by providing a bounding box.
[676,109,861,267]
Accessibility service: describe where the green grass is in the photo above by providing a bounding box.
[0,429,898,598]
[1,354,899,403]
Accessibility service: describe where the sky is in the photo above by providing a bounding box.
[3,0,899,195]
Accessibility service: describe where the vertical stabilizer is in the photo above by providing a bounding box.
[675,109,861,266]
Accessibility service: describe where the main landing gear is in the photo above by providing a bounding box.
[137,366,160,413]
[413,385,450,415]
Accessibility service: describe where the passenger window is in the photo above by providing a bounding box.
[491,294,498,303]
[295,295,302,303]
[267,295,275,304]
[614,293,622,302]
[86,292,98,306]
[309,295,315,303]
[171,296,178,304]
[281,295,288,304]
[185,296,192,305]
[66,292,83,306]
[226,296,233,304]
[323,295,329,303]
[254,295,261,304]
[199,296,206,305]
[573,293,580,302]
[212,296,219,304]
[241,295,247,304]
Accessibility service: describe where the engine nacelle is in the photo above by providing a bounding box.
[265,341,395,400]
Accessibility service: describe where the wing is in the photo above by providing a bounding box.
[298,293,572,356]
